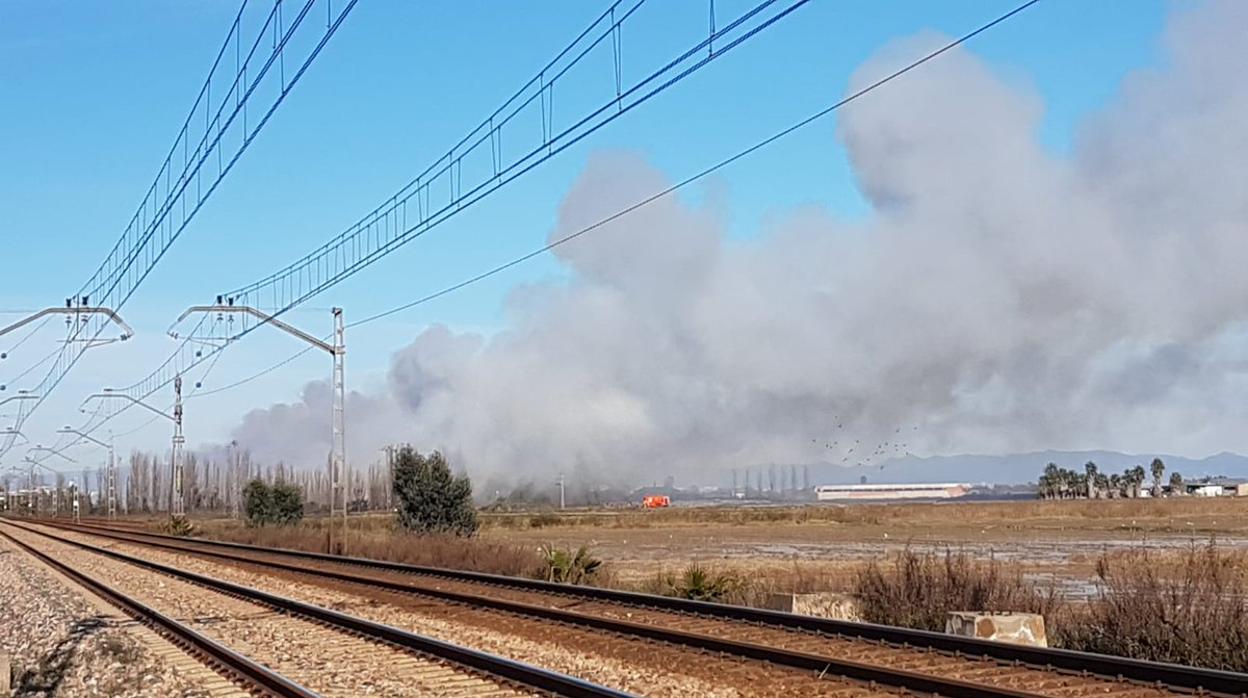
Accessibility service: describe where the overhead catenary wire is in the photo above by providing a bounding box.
[57,0,1043,448]
[223,0,812,317]
[189,345,316,398]
[1,345,62,388]
[1,316,52,357]
[0,0,359,459]
[66,0,805,440]
[115,0,1047,413]
[348,0,1044,330]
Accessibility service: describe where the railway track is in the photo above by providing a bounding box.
[0,521,628,697]
[31,518,1248,697]
[0,525,318,698]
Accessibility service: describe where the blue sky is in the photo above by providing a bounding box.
[0,0,1171,462]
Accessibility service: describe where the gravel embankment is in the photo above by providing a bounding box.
[0,534,211,698]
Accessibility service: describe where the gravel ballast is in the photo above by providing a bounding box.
[0,534,211,698]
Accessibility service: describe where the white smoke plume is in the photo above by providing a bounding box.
[229,1,1248,484]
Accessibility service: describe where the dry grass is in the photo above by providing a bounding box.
[1057,542,1248,671]
[197,517,541,578]
[853,549,1062,631]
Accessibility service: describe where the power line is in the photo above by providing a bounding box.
[67,0,805,439]
[57,0,1043,445]
[189,346,316,398]
[0,0,359,459]
[348,0,1045,329]
[223,0,811,318]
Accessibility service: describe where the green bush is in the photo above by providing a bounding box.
[646,563,747,603]
[243,479,304,527]
[539,545,602,584]
[392,447,478,536]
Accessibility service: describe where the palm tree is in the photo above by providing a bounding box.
[1169,470,1184,496]
[1084,461,1098,499]
[1129,465,1147,498]
[1150,458,1165,498]
[1040,463,1060,499]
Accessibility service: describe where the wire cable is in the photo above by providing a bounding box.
[188,345,316,398]
[348,0,1044,330]
[1,316,51,357]
[50,0,1043,444]
[1,344,62,387]
[223,0,809,315]
[0,0,359,459]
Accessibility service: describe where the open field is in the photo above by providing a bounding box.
[170,497,1248,597]
[475,497,1248,591]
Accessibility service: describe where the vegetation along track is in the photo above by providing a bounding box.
[38,519,1248,697]
[0,520,624,698]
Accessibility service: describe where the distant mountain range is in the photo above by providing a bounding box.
[805,451,1248,486]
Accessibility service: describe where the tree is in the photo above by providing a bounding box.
[1128,466,1143,499]
[392,447,478,536]
[1169,470,1184,495]
[1085,461,1099,499]
[1038,463,1060,499]
[243,478,304,526]
[1150,458,1165,498]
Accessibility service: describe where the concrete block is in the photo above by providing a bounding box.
[764,592,861,621]
[945,612,1047,647]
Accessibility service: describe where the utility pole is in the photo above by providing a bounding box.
[172,375,185,517]
[81,389,182,518]
[25,445,75,517]
[556,473,565,510]
[173,301,348,553]
[228,440,239,519]
[383,445,395,511]
[330,307,346,553]
[57,427,116,519]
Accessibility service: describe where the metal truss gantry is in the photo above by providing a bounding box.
[174,301,347,553]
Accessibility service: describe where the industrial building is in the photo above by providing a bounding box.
[814,483,969,501]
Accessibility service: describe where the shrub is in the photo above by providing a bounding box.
[1057,542,1248,671]
[243,479,304,527]
[392,447,478,536]
[854,549,1059,631]
[528,512,564,529]
[647,563,748,603]
[538,544,602,584]
[162,514,196,537]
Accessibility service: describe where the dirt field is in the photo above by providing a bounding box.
[477,498,1248,592]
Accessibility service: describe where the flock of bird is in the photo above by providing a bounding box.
[811,418,920,470]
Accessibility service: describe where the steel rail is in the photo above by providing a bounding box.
[31,521,1073,698]
[56,518,1248,697]
[5,520,634,698]
[0,525,321,698]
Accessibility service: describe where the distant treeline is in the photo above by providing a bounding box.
[1036,458,1181,499]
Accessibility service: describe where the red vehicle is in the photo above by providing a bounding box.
[641,495,670,509]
